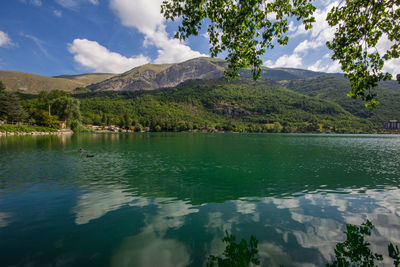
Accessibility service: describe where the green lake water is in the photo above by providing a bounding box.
[0,133,400,266]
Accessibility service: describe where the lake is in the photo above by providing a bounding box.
[1,133,400,266]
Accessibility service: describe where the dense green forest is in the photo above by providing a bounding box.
[75,79,376,133]
[1,76,398,133]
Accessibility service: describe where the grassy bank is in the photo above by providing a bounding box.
[0,124,57,133]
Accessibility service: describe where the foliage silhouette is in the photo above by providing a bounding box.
[207,231,260,267]
[327,220,383,266]
[209,221,400,266]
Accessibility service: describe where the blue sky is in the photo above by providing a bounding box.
[0,0,397,77]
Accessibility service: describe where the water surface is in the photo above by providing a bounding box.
[1,133,400,266]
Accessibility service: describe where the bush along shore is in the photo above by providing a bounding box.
[0,124,73,136]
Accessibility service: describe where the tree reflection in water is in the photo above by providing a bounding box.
[208,222,400,267]
[207,231,260,267]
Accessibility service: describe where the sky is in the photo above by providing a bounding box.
[0,0,398,77]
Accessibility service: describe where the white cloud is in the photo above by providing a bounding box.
[53,9,62,17]
[111,199,196,267]
[0,30,13,48]
[30,0,42,6]
[374,35,400,77]
[68,38,150,73]
[146,25,205,64]
[291,2,338,52]
[307,54,342,73]
[19,0,42,6]
[294,40,320,54]
[73,189,135,225]
[110,0,164,35]
[0,212,12,228]
[55,0,98,9]
[109,0,207,64]
[264,53,303,68]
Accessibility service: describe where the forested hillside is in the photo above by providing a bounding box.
[2,58,399,133]
[74,79,378,133]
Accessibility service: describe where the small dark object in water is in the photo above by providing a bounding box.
[78,148,83,153]
[86,154,94,158]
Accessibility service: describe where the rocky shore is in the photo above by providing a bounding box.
[0,130,73,137]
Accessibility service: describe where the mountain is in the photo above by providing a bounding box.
[0,71,115,94]
[0,57,338,94]
[3,57,400,132]
[88,57,331,92]
[88,57,226,92]
[54,73,117,86]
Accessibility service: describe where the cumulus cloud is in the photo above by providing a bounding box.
[0,30,13,48]
[264,53,303,69]
[110,0,164,34]
[289,0,397,76]
[268,1,340,72]
[68,38,150,73]
[294,40,321,54]
[307,54,342,73]
[374,36,400,77]
[73,189,135,225]
[291,1,338,44]
[109,0,206,64]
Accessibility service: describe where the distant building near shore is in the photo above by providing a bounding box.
[59,121,67,129]
[383,120,400,130]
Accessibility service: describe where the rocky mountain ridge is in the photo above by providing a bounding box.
[1,57,335,94]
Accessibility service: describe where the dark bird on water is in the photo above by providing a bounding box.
[86,154,94,158]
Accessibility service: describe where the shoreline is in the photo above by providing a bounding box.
[0,130,74,137]
[1,130,399,137]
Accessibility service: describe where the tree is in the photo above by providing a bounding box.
[4,93,27,123]
[0,80,5,92]
[28,108,60,128]
[0,81,8,121]
[161,0,399,107]
[38,90,68,115]
[162,0,315,80]
[0,81,26,123]
[51,96,81,124]
[326,0,400,108]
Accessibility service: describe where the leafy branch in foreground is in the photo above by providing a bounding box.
[162,0,399,108]
[326,0,400,109]
[161,0,315,80]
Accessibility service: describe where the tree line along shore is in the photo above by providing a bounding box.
[1,79,400,135]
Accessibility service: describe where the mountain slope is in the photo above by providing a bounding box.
[77,79,373,133]
[0,71,114,94]
[54,73,117,86]
[284,75,400,123]
[0,70,84,93]
[0,57,337,94]
[88,57,226,92]
[87,57,331,92]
